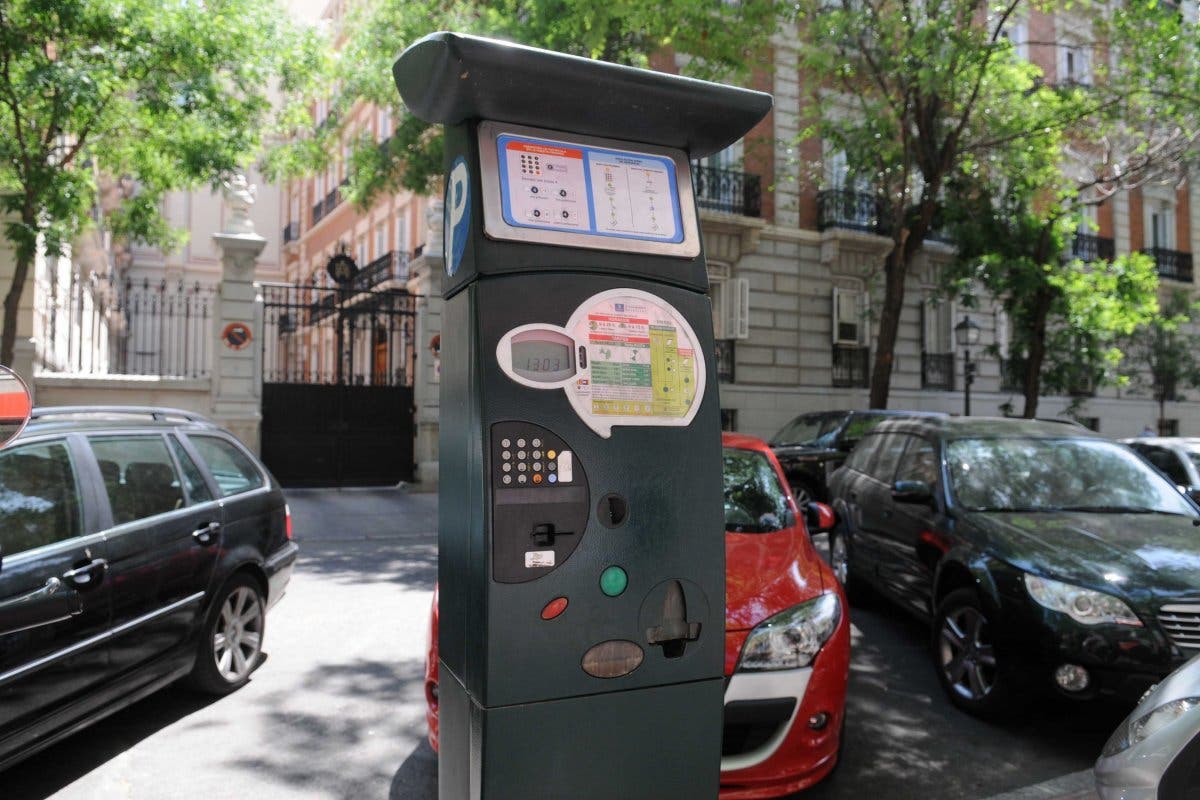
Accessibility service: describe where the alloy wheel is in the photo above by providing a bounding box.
[792,485,814,507]
[830,532,850,587]
[938,605,997,701]
[214,586,264,683]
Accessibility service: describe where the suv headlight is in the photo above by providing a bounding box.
[1024,574,1142,627]
[738,593,841,672]
[1102,697,1200,756]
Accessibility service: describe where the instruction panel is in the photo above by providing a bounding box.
[497,133,684,244]
[495,289,705,438]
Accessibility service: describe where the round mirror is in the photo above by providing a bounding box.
[0,366,32,449]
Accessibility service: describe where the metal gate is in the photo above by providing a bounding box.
[260,280,417,487]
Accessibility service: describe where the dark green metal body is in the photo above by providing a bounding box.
[395,32,772,800]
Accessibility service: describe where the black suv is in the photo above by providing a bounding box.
[770,409,945,504]
[828,416,1200,716]
[0,406,298,770]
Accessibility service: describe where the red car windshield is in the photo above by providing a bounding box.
[723,447,791,533]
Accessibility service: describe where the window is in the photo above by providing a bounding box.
[722,447,791,533]
[998,17,1029,60]
[1140,446,1190,486]
[356,238,367,267]
[867,433,910,483]
[1061,42,1092,86]
[896,437,938,486]
[720,409,738,432]
[844,434,879,473]
[1146,197,1176,250]
[189,436,264,497]
[374,224,387,259]
[0,440,83,556]
[89,436,185,524]
[378,105,392,141]
[922,296,954,353]
[712,276,750,340]
[994,308,1010,358]
[832,287,867,345]
[396,211,410,255]
[169,436,214,504]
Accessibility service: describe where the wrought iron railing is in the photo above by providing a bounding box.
[312,199,325,227]
[1147,247,1194,283]
[832,344,870,388]
[37,273,215,378]
[921,352,955,390]
[351,251,411,293]
[1071,232,1115,262]
[282,221,300,244]
[817,189,886,234]
[690,164,762,218]
[1000,357,1025,392]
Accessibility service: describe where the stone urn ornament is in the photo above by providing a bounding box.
[221,173,258,235]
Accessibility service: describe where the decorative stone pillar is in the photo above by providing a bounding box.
[210,175,266,452]
[407,194,446,488]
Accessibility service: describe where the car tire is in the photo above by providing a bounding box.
[790,479,820,507]
[828,525,868,605]
[187,573,266,695]
[931,588,1024,718]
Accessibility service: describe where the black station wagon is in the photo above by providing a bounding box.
[0,406,298,770]
[828,417,1200,717]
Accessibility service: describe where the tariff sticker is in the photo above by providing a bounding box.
[525,551,556,569]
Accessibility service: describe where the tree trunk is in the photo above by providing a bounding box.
[1,238,33,369]
[868,246,909,409]
[1021,286,1054,418]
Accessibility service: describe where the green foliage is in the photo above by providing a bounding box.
[264,0,782,204]
[1122,290,1200,407]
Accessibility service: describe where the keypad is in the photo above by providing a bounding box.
[493,423,573,489]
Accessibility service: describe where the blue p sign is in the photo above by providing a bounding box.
[444,156,470,276]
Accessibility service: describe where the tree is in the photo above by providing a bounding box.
[1122,291,1200,434]
[791,0,1199,409]
[265,0,783,205]
[0,0,321,366]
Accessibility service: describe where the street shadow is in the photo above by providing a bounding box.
[390,739,438,800]
[799,597,1127,800]
[225,656,429,798]
[3,684,219,800]
[294,540,438,591]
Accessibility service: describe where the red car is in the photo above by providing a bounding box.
[423,432,851,798]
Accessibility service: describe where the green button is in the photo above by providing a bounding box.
[599,566,628,597]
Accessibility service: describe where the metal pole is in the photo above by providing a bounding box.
[963,347,972,417]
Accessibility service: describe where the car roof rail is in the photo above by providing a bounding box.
[29,406,216,424]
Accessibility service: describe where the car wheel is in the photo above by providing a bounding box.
[828,526,868,605]
[791,480,818,507]
[187,573,266,695]
[932,588,1021,717]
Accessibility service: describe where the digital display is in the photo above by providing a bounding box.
[511,336,575,382]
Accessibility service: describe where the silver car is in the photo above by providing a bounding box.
[1096,654,1200,799]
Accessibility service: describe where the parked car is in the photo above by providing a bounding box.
[770,409,945,505]
[0,406,298,771]
[425,432,851,798]
[827,416,1200,717]
[1123,436,1200,503]
[1096,652,1200,799]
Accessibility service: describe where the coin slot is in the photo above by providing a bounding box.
[598,493,628,528]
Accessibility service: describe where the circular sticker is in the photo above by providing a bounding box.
[221,322,253,351]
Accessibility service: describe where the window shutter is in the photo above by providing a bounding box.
[717,278,750,341]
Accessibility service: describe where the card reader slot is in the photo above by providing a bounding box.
[495,486,587,505]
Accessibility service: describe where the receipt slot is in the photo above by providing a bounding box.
[394,33,771,799]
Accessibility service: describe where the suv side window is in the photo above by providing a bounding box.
[1142,446,1190,486]
[896,436,938,485]
[844,434,879,473]
[868,433,910,484]
[89,436,186,524]
[0,440,83,556]
[189,436,264,497]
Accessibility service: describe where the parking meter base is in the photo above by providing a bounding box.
[439,667,724,800]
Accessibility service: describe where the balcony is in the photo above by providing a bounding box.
[921,352,955,391]
[817,190,886,235]
[351,251,411,293]
[1147,247,1194,283]
[1071,232,1115,262]
[310,184,345,228]
[832,344,870,388]
[1000,357,1025,393]
[282,221,300,244]
[691,165,762,218]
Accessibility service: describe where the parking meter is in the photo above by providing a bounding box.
[394,33,771,799]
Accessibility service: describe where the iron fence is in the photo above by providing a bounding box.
[921,352,955,391]
[1148,247,1194,283]
[351,251,411,293]
[261,281,417,387]
[817,189,886,234]
[1071,233,1115,262]
[690,164,762,217]
[37,273,216,377]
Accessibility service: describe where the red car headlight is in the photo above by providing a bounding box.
[737,592,841,672]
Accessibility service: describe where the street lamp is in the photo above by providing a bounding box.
[954,314,981,416]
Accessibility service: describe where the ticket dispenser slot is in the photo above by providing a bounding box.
[490,421,589,582]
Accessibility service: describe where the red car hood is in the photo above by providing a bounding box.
[724,526,826,633]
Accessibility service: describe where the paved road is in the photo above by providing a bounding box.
[3,490,1125,799]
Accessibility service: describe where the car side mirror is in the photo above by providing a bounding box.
[892,479,933,505]
[804,501,836,533]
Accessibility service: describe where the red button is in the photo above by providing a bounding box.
[541,596,569,620]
